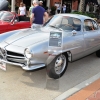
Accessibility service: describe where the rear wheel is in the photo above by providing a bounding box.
[96,50,100,57]
[46,54,68,79]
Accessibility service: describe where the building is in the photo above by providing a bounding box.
[8,0,80,12]
[8,0,99,12]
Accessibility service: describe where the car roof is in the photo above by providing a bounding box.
[57,13,93,20]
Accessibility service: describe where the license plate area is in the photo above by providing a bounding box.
[0,61,6,71]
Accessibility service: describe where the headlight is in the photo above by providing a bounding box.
[24,48,32,59]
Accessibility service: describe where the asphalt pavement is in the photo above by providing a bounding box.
[0,53,100,100]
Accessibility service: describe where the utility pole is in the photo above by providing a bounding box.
[11,0,15,12]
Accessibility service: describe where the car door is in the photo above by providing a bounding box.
[62,17,85,61]
[0,23,10,33]
[83,19,100,55]
[7,21,30,31]
[0,11,15,33]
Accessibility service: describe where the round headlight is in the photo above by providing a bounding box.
[24,48,32,59]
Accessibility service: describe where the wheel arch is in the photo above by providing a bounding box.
[63,51,72,62]
[46,51,72,65]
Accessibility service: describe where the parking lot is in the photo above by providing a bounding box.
[0,53,100,100]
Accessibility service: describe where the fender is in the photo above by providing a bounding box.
[46,51,62,65]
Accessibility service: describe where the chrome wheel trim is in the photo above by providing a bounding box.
[55,55,66,75]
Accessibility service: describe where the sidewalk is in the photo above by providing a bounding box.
[66,79,100,100]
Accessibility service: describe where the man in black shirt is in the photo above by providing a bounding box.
[39,1,48,11]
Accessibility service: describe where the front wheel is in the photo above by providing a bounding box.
[46,54,68,79]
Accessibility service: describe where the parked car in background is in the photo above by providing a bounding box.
[0,11,30,33]
[0,14,100,79]
[0,0,9,11]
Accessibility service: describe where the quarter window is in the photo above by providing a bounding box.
[92,20,98,30]
[84,19,98,31]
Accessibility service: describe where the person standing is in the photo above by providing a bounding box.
[93,3,97,13]
[54,2,58,14]
[39,1,43,7]
[18,2,26,16]
[29,3,34,18]
[57,3,61,14]
[39,0,48,11]
[30,0,48,28]
[86,2,90,12]
[29,3,34,24]
[62,4,66,13]
[89,2,94,13]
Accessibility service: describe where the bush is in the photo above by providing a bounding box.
[51,6,56,11]
[71,11,95,18]
[50,6,56,15]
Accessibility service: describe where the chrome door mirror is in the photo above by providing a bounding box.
[72,30,77,36]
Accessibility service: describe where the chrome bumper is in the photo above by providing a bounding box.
[1,59,45,70]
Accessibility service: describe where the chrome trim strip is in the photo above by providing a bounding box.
[1,59,24,67]
[22,64,45,70]
[6,58,26,63]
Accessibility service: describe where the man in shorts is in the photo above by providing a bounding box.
[30,0,48,28]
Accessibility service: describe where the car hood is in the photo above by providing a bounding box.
[5,28,49,47]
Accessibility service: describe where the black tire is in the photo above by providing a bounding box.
[46,54,68,79]
[96,50,100,57]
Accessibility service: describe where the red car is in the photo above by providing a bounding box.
[0,11,31,33]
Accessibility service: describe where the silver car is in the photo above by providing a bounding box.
[0,14,100,79]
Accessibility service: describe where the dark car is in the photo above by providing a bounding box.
[0,0,9,11]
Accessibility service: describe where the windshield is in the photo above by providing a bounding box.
[44,15,81,31]
[0,11,14,22]
[0,0,4,1]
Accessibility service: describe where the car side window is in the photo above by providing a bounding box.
[73,18,81,31]
[61,17,81,31]
[92,20,98,30]
[84,19,94,31]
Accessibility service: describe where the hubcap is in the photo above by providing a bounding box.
[55,55,66,75]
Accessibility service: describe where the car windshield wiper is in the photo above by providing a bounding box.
[49,24,63,31]
[49,25,57,28]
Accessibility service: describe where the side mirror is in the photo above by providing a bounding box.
[72,30,77,36]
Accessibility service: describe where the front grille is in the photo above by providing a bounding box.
[7,51,24,57]
[6,50,26,65]
[7,59,26,65]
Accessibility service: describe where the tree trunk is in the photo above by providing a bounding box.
[78,0,85,12]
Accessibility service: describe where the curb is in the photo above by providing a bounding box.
[54,72,100,100]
